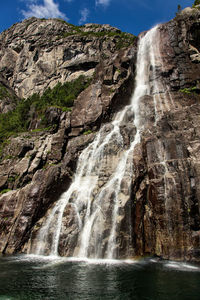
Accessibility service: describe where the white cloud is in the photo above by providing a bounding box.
[95,0,111,7]
[22,0,68,20]
[79,8,89,25]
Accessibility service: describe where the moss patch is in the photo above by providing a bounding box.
[180,86,199,94]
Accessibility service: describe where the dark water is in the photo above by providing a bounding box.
[0,256,200,300]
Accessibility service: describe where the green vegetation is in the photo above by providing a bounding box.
[0,84,10,99]
[42,162,58,170]
[57,24,136,49]
[28,75,91,111]
[180,86,199,94]
[0,75,92,152]
[25,18,136,49]
[193,0,200,6]
[0,83,18,106]
[115,32,136,49]
[0,189,11,194]
[31,126,53,133]
[0,101,26,143]
[83,129,93,135]
[4,155,13,160]
[55,19,79,29]
[8,175,19,183]
[0,140,10,158]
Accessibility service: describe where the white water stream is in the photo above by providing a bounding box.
[31,25,172,259]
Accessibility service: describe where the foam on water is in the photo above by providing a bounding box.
[7,254,138,270]
[164,261,200,272]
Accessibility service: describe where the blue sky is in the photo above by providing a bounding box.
[0,0,194,35]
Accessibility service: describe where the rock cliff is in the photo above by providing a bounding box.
[0,7,200,261]
[0,17,136,254]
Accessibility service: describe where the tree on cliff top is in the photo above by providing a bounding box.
[193,0,200,6]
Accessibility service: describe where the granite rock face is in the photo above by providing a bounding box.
[1,8,200,261]
[0,18,136,254]
[0,18,135,99]
[131,7,200,261]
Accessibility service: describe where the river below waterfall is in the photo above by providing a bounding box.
[0,256,200,300]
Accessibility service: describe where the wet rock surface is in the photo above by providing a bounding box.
[131,8,200,261]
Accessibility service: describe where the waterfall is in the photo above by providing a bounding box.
[30,25,169,259]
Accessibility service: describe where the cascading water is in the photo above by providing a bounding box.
[30,25,173,259]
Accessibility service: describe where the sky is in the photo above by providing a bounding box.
[0,0,195,36]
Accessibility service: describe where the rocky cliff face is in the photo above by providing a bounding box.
[0,17,136,254]
[133,7,200,261]
[0,18,135,99]
[0,7,200,261]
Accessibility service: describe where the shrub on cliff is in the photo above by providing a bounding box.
[32,75,91,111]
[0,75,92,146]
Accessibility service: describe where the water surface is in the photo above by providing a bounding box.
[0,256,200,300]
